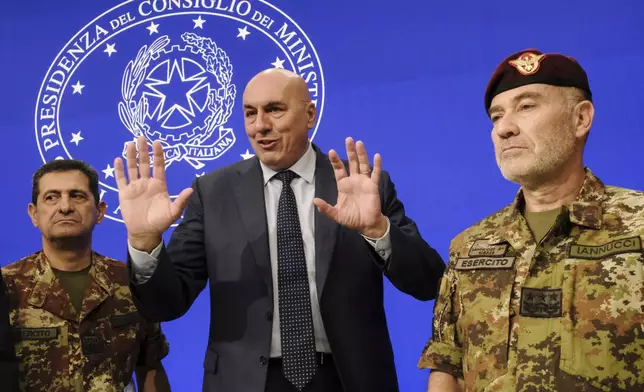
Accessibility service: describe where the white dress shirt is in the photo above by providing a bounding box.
[128,143,392,357]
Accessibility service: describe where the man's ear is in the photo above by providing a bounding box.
[27,203,38,227]
[573,100,594,140]
[306,101,317,129]
[96,201,107,224]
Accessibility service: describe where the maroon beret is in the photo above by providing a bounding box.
[484,49,592,113]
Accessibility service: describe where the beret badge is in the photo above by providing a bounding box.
[508,52,546,76]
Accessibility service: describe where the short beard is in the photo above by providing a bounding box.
[506,136,576,188]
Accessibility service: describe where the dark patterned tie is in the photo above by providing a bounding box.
[274,170,317,390]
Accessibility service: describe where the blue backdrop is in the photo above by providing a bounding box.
[2,0,643,390]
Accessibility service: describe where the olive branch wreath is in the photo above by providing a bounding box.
[117,33,236,168]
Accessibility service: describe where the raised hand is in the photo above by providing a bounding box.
[313,137,388,239]
[114,135,193,252]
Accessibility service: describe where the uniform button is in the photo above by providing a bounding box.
[265,311,273,321]
[260,356,268,365]
[378,250,386,256]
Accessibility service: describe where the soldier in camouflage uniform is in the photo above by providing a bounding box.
[2,159,171,392]
[419,49,644,392]
[0,268,18,391]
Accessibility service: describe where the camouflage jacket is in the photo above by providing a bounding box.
[419,169,644,392]
[2,251,170,392]
[0,268,19,391]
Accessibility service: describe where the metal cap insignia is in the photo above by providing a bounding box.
[508,52,547,75]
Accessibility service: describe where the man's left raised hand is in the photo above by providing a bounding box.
[313,137,388,239]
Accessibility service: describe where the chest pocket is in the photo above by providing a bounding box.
[107,310,143,359]
[88,311,143,386]
[560,236,644,391]
[11,309,70,389]
[454,256,516,391]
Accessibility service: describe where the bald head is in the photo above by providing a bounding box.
[242,68,316,170]
[244,68,311,102]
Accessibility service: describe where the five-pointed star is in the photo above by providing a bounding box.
[237,26,250,40]
[71,81,85,94]
[271,57,285,69]
[102,164,115,178]
[147,21,159,35]
[193,16,206,29]
[240,149,255,160]
[70,131,84,146]
[104,43,117,57]
[145,59,208,123]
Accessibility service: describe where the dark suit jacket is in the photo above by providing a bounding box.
[129,145,445,392]
[0,269,19,391]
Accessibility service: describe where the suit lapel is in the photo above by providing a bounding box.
[231,147,338,300]
[232,158,272,298]
[313,147,339,298]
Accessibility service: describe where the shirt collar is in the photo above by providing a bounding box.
[260,142,316,186]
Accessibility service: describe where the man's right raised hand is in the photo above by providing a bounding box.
[114,135,194,253]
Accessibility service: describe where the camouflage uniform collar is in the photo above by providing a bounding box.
[489,168,605,244]
[566,169,606,229]
[28,250,113,308]
[27,251,57,308]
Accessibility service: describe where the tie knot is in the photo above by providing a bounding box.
[274,170,298,185]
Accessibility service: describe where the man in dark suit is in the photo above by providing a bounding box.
[0,270,18,391]
[114,69,445,392]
